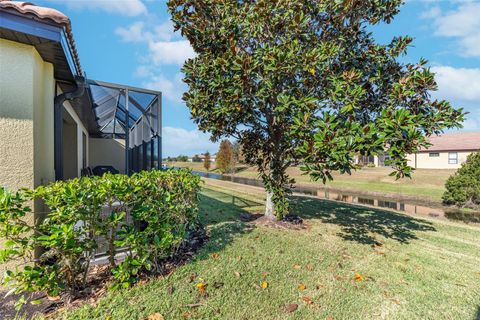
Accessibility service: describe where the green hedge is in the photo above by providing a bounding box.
[442,152,480,208]
[0,169,201,307]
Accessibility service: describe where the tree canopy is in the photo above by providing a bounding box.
[204,151,212,171]
[168,0,464,217]
[443,152,480,208]
[216,140,235,173]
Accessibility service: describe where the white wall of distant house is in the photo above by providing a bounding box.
[409,151,472,169]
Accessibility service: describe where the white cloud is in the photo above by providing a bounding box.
[431,66,480,101]
[162,127,219,157]
[115,19,194,103]
[142,73,186,103]
[116,21,194,65]
[115,21,174,43]
[420,6,441,19]
[431,65,480,131]
[47,0,147,16]
[462,111,480,131]
[428,3,480,56]
[115,22,147,42]
[148,40,195,65]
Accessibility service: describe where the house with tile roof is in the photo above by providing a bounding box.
[0,1,163,197]
[357,132,480,169]
[407,132,480,169]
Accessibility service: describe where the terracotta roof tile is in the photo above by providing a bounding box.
[422,132,480,152]
[0,0,82,75]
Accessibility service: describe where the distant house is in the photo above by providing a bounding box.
[357,132,480,169]
[188,153,216,163]
[407,132,480,169]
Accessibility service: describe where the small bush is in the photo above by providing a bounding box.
[442,152,480,207]
[0,169,201,307]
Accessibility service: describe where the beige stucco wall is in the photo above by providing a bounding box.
[0,39,55,275]
[414,151,472,169]
[373,151,473,169]
[89,138,126,173]
[0,38,56,189]
[33,47,56,188]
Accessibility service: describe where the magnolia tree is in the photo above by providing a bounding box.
[168,0,464,218]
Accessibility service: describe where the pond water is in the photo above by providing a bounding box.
[190,170,480,225]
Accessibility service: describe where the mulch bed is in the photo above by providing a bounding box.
[0,224,208,320]
[251,214,306,230]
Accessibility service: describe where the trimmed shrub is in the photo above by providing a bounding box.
[0,169,201,307]
[442,152,480,207]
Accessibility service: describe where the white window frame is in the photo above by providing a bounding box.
[448,152,458,164]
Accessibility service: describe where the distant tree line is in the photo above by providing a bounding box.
[163,155,189,162]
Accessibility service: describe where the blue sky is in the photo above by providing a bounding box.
[37,0,480,157]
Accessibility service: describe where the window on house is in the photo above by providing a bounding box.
[429,152,440,157]
[448,152,458,164]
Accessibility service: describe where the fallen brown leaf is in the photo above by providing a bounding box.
[354,273,364,282]
[186,303,203,308]
[305,264,313,271]
[237,256,242,262]
[46,295,61,301]
[234,271,241,278]
[146,313,164,320]
[211,253,220,259]
[302,296,314,305]
[298,283,306,291]
[326,316,334,320]
[293,264,301,269]
[285,303,298,313]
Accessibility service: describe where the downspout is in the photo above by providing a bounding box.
[54,76,86,181]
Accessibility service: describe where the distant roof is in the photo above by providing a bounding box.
[0,0,82,75]
[421,132,480,152]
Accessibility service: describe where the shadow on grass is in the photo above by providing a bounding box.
[475,306,480,320]
[233,165,249,174]
[194,189,262,258]
[196,186,436,252]
[289,195,436,245]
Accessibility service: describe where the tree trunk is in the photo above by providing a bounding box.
[265,191,275,217]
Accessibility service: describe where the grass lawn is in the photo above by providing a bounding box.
[55,179,480,320]
[167,161,454,203]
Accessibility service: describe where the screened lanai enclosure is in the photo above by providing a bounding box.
[55,78,162,180]
[88,80,162,175]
